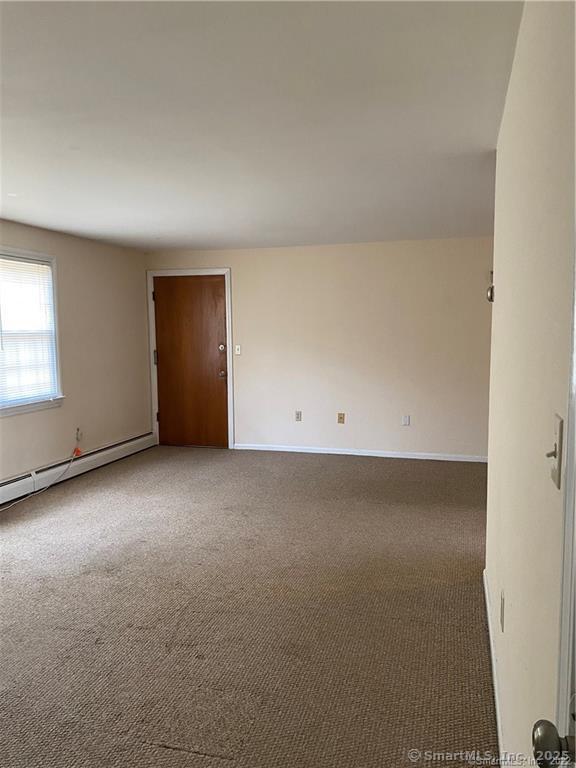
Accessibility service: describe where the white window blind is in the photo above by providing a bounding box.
[0,255,61,410]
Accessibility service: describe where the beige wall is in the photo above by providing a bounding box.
[0,219,152,481]
[485,1,575,757]
[0,226,491,482]
[147,237,493,458]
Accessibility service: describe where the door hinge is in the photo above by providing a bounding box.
[152,290,155,301]
[156,411,159,422]
[153,349,158,365]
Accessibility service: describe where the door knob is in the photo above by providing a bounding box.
[218,370,227,378]
[218,344,226,352]
[532,719,575,767]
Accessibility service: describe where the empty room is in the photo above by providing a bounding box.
[0,2,574,768]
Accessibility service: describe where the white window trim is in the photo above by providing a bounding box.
[0,246,64,416]
[0,395,64,418]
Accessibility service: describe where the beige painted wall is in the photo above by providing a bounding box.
[147,237,493,458]
[0,219,152,481]
[485,1,575,757]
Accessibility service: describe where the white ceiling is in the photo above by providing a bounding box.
[0,2,522,250]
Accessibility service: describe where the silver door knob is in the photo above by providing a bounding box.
[218,344,225,351]
[218,370,227,378]
[532,719,575,767]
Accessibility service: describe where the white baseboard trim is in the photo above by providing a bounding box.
[0,433,157,505]
[483,569,503,756]
[233,443,488,463]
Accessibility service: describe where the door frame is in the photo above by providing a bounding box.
[146,268,234,448]
[557,260,576,734]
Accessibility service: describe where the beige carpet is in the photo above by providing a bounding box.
[0,447,498,768]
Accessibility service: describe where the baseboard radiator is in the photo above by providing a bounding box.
[0,433,157,505]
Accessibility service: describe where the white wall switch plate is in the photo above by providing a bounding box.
[234,345,241,355]
[550,413,564,489]
[401,415,411,426]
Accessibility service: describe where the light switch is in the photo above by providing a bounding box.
[547,413,564,489]
[234,345,241,355]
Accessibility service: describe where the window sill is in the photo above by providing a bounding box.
[0,396,65,418]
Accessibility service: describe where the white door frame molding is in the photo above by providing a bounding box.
[146,268,234,449]
[557,260,576,734]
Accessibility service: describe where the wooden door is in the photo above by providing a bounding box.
[153,275,228,447]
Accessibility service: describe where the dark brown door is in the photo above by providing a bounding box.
[153,275,228,447]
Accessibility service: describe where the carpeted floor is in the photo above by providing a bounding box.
[0,447,498,768]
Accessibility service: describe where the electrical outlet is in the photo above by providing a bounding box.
[402,415,411,426]
[337,412,346,424]
[295,410,302,422]
[500,590,505,632]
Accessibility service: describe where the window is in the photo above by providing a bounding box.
[0,253,62,414]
